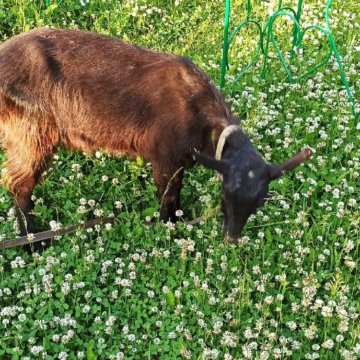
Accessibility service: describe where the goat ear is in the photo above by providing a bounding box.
[270,148,313,181]
[193,150,228,174]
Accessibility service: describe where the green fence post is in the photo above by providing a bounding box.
[220,0,231,89]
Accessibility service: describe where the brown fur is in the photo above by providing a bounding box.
[0,28,235,234]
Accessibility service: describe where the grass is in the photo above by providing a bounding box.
[0,0,359,359]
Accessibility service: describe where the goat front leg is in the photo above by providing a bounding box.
[9,174,48,253]
[1,115,58,250]
[152,164,184,222]
[9,176,44,253]
[3,132,57,251]
[13,182,36,236]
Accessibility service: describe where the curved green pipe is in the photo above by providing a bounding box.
[220,0,357,119]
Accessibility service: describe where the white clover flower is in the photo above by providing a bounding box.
[336,335,344,342]
[116,352,124,360]
[244,329,253,339]
[212,320,223,334]
[86,251,95,264]
[286,321,297,331]
[61,282,70,295]
[58,352,68,360]
[313,299,324,309]
[27,233,35,241]
[208,296,217,305]
[338,320,349,333]
[344,256,356,269]
[88,199,96,207]
[175,209,183,217]
[221,331,238,348]
[30,346,44,355]
[323,249,331,256]
[93,208,104,217]
[304,326,316,340]
[318,254,326,262]
[180,347,192,359]
[322,339,334,349]
[94,316,101,324]
[348,198,357,207]
[198,319,206,328]
[71,164,81,172]
[18,313,26,322]
[49,220,62,231]
[352,343,360,353]
[77,205,87,214]
[155,320,162,328]
[273,348,282,358]
[242,345,252,359]
[344,240,355,253]
[52,334,61,343]
[321,306,333,317]
[114,201,123,210]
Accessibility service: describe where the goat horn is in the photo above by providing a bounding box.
[215,125,240,160]
[270,148,313,180]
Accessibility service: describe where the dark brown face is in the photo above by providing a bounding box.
[221,166,270,242]
[219,155,271,242]
[194,147,312,243]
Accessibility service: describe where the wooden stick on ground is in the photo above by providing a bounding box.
[0,217,114,251]
[0,215,207,251]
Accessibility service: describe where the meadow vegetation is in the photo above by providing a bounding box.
[0,0,359,359]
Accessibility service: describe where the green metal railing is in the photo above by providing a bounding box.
[220,0,357,118]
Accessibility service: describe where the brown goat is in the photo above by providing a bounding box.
[0,28,311,244]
